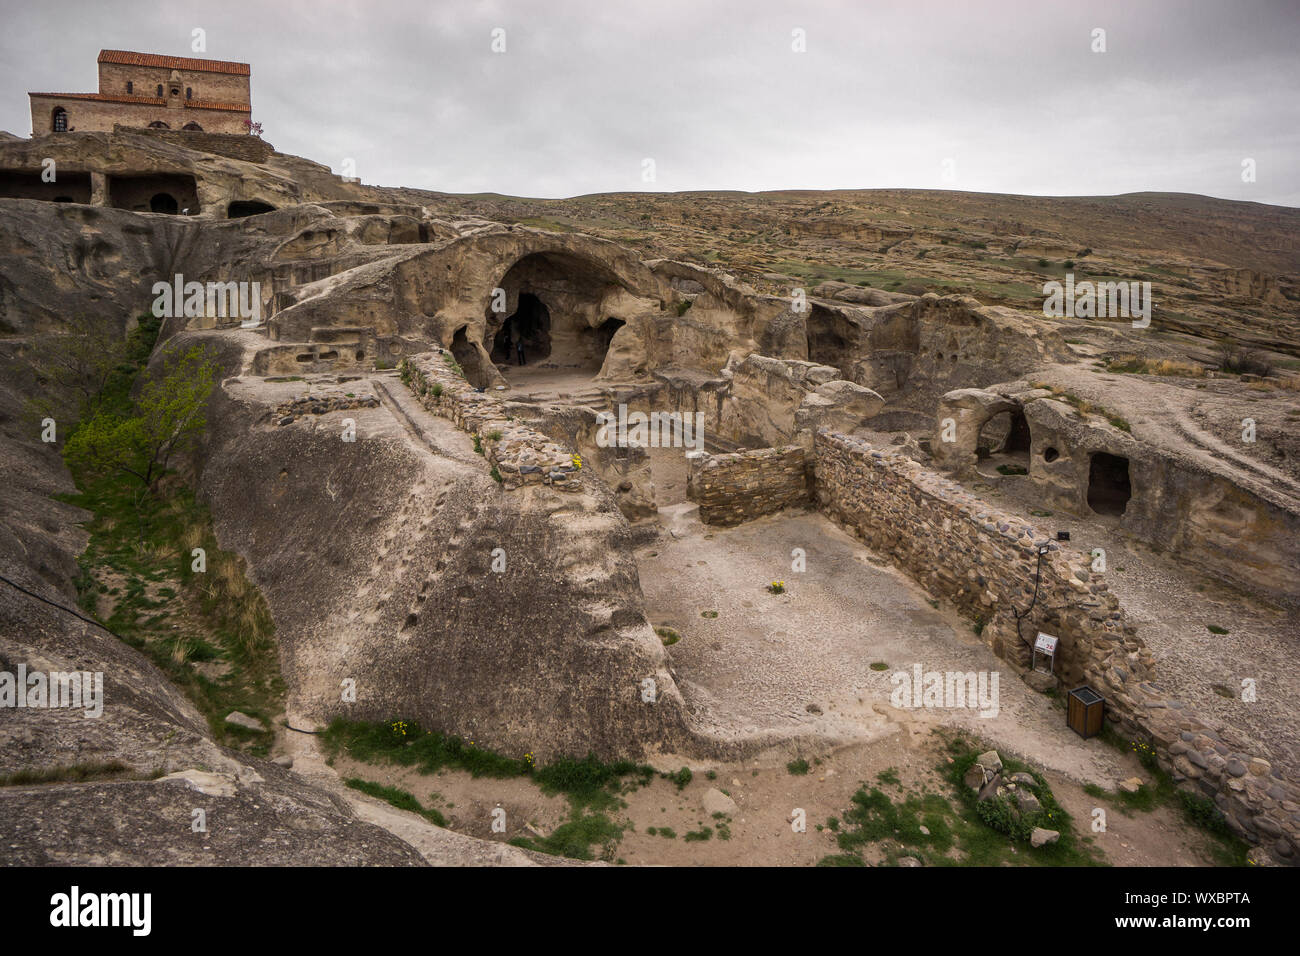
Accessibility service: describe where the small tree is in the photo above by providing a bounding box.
[24,318,129,425]
[64,344,220,493]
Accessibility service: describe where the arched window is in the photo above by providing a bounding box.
[156,84,163,97]
[126,81,133,94]
[185,87,192,100]
[150,193,179,215]
[147,120,170,129]
[182,122,203,132]
[52,107,68,132]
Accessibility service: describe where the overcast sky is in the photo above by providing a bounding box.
[3,0,1297,205]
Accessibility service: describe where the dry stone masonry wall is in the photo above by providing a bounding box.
[813,429,1300,863]
[401,353,582,491]
[686,445,810,526]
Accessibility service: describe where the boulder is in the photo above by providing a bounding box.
[702,788,738,816]
[1030,827,1060,848]
[225,711,267,732]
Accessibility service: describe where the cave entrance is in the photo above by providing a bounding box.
[1087,452,1131,516]
[451,325,493,389]
[107,173,199,214]
[0,170,92,203]
[581,317,624,369]
[807,304,852,373]
[491,293,551,365]
[977,409,1032,459]
[150,192,179,214]
[228,200,276,218]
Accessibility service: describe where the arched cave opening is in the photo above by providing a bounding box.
[486,251,632,374]
[491,292,552,365]
[228,200,276,218]
[1087,452,1132,516]
[149,192,179,214]
[976,409,1032,460]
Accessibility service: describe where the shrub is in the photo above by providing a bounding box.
[63,343,220,494]
[655,626,680,646]
[1218,343,1273,378]
[664,767,692,790]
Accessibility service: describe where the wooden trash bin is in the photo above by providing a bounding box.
[1067,686,1105,739]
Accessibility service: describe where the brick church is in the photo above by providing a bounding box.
[29,49,252,136]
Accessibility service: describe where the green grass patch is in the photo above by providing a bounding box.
[655,626,681,646]
[57,316,282,755]
[828,733,1103,867]
[787,758,810,775]
[344,777,448,827]
[662,766,692,791]
[509,810,624,861]
[1092,730,1251,865]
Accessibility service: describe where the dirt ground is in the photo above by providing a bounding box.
[638,504,1129,784]
[325,728,1228,867]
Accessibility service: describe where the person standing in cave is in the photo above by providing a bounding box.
[516,334,526,366]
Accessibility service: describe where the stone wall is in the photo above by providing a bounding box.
[29,95,249,135]
[687,445,810,526]
[401,352,583,492]
[813,429,1300,864]
[124,126,272,163]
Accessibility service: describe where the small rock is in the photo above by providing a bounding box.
[702,788,737,816]
[1023,671,1056,693]
[1030,827,1060,848]
[1015,790,1042,815]
[1009,772,1036,787]
[224,711,266,732]
[919,825,930,836]
[897,856,923,867]
[272,755,294,768]
[1118,777,1144,793]
[975,750,1003,774]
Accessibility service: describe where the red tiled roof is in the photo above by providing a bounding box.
[30,91,161,106]
[98,49,250,76]
[29,91,251,113]
[187,99,251,113]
